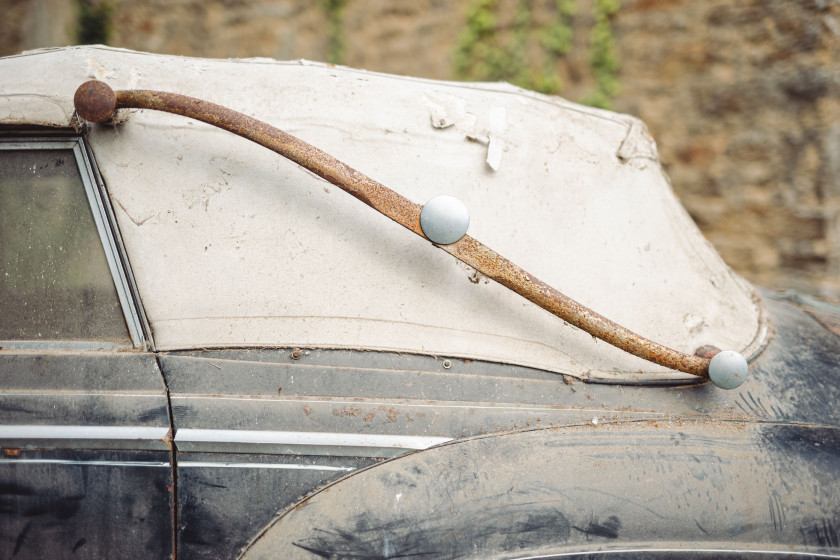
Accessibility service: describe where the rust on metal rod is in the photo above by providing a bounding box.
[73,79,711,378]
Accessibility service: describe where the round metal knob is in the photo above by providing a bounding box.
[74,80,117,123]
[420,195,470,245]
[708,350,749,389]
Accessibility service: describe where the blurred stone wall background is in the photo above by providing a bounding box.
[2,0,839,298]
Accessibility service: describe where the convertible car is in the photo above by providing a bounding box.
[1,46,838,559]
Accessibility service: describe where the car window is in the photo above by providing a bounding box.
[0,143,130,342]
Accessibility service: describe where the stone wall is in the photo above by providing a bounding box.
[617,0,840,297]
[2,0,838,297]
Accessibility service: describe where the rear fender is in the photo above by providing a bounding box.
[239,420,840,559]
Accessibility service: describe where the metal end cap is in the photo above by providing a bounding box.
[708,350,749,389]
[420,195,470,245]
[74,80,117,123]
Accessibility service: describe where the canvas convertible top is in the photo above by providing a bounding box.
[0,46,768,381]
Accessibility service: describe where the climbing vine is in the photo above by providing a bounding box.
[532,0,577,94]
[454,0,576,95]
[453,0,620,107]
[453,0,506,83]
[76,0,114,45]
[583,0,621,109]
[321,0,347,64]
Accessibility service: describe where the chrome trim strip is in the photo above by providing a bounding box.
[1,390,165,398]
[178,461,354,472]
[174,395,634,414]
[174,428,451,450]
[0,425,170,441]
[0,139,79,150]
[0,340,129,351]
[516,548,840,559]
[0,458,170,468]
[80,136,154,349]
[74,137,145,348]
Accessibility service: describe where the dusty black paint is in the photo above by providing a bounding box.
[174,453,376,560]
[71,538,86,554]
[5,281,840,560]
[243,422,840,558]
[0,344,173,559]
[13,521,32,556]
[0,450,173,559]
[760,425,840,551]
[168,296,840,560]
[573,515,622,539]
[745,295,840,427]
[292,504,573,559]
[0,482,36,497]
[502,553,840,559]
[761,425,840,473]
[801,520,840,549]
[20,495,83,519]
[180,515,225,547]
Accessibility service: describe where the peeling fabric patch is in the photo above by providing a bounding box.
[425,92,508,171]
[86,58,115,81]
[425,91,469,129]
[486,136,504,171]
[486,107,507,171]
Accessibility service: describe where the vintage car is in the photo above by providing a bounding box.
[1,46,839,559]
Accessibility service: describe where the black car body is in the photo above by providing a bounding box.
[1,46,838,559]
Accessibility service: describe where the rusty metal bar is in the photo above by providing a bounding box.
[73,80,712,378]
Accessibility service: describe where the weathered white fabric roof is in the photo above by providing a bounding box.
[0,46,768,380]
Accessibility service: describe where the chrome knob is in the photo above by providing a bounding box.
[420,195,470,245]
[708,350,749,389]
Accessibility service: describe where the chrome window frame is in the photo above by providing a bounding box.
[0,135,148,349]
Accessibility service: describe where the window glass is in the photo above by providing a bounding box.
[0,148,129,341]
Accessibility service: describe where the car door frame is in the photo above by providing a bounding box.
[0,133,175,559]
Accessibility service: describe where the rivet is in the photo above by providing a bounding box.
[420,195,470,245]
[442,359,452,369]
[708,350,749,389]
